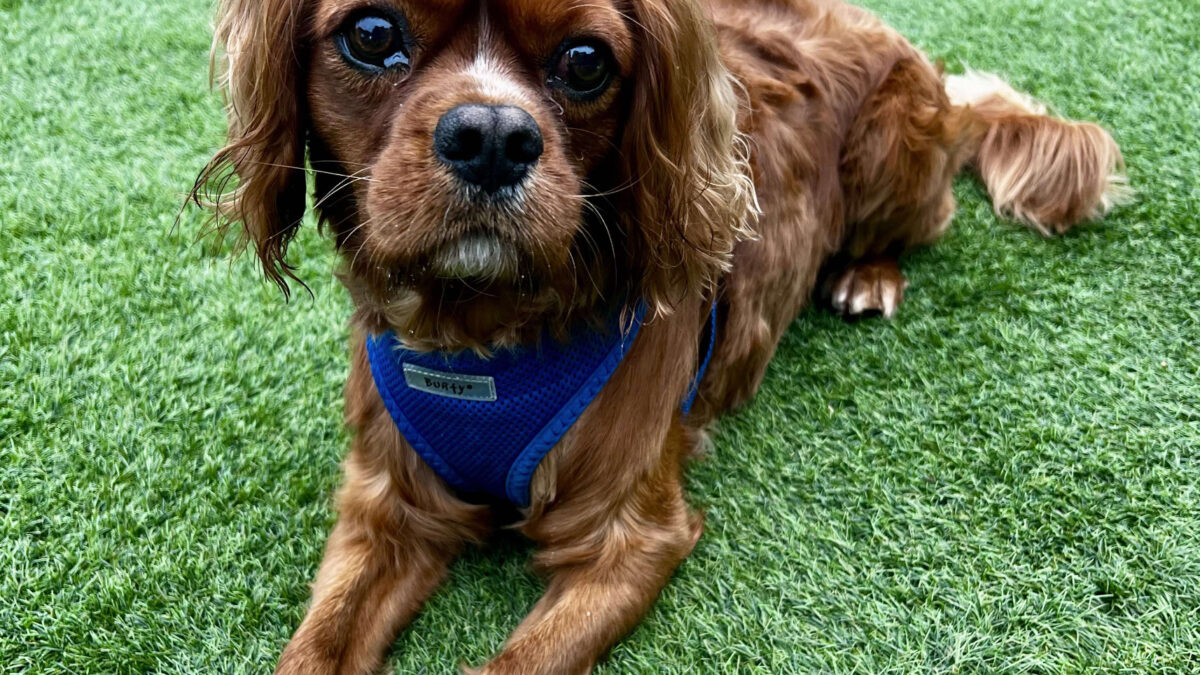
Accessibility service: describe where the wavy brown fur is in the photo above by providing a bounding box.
[188,1,1126,673]
[948,70,1130,234]
[191,0,310,295]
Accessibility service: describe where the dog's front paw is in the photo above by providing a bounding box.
[275,636,357,675]
[274,646,334,675]
[461,660,520,675]
[830,259,909,320]
[274,650,329,675]
[462,655,589,675]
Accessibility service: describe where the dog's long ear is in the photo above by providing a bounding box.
[191,0,309,295]
[621,0,756,314]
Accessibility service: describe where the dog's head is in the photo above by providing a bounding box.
[194,0,754,346]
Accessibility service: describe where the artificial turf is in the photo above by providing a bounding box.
[2,0,1198,672]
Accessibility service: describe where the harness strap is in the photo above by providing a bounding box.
[682,300,718,416]
[366,299,717,506]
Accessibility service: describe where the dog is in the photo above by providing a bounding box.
[192,0,1127,672]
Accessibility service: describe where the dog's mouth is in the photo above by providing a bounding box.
[430,231,521,282]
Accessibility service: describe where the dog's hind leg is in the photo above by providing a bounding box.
[828,56,975,320]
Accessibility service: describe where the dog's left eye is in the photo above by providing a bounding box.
[548,41,614,100]
[337,12,410,71]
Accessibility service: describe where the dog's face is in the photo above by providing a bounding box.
[196,0,754,345]
[308,0,633,290]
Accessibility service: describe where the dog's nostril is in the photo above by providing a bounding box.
[444,127,484,162]
[433,104,542,193]
[505,129,542,166]
[434,104,491,165]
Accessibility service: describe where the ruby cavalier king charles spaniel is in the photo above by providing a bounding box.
[191,0,1127,672]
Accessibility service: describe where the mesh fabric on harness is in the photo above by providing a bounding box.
[366,300,716,506]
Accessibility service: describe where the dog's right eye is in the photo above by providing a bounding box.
[337,12,410,72]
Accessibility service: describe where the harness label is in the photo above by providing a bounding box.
[402,363,497,402]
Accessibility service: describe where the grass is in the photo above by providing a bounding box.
[2,0,1198,672]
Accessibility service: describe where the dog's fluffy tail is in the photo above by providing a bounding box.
[946,70,1131,234]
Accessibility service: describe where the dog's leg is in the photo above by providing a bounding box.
[275,515,460,675]
[277,338,490,675]
[832,55,971,322]
[471,446,701,674]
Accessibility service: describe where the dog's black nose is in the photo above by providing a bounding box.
[433,104,543,193]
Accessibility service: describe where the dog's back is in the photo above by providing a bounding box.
[694,0,1127,418]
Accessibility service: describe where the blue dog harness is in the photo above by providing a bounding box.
[366,301,716,506]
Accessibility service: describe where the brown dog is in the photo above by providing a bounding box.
[192,0,1126,672]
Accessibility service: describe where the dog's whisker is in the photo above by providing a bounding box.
[312,166,376,214]
[241,159,377,183]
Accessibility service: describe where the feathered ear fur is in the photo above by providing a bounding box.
[621,0,757,314]
[191,0,310,295]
